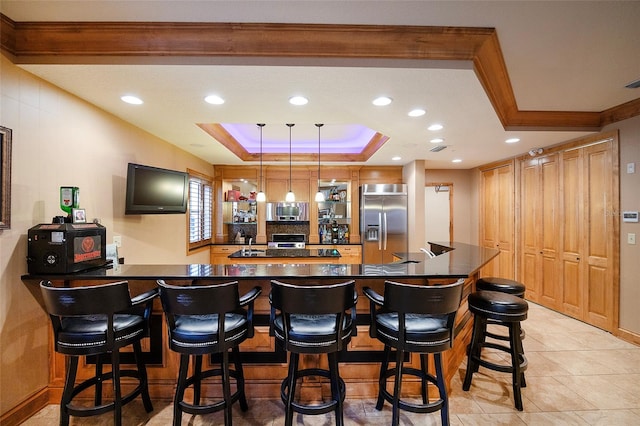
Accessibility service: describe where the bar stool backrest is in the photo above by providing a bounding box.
[157,279,240,316]
[383,279,464,316]
[270,280,357,353]
[40,280,133,354]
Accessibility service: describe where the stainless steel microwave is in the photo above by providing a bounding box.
[265,202,309,222]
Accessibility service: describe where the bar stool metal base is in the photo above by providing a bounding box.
[280,352,346,426]
[376,346,449,425]
[463,291,528,411]
[174,350,248,426]
[62,345,153,425]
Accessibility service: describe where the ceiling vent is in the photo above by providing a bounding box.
[625,78,640,89]
[429,145,447,152]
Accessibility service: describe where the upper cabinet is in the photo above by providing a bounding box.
[318,182,351,225]
[266,178,310,202]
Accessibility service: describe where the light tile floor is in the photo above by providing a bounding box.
[22,302,640,425]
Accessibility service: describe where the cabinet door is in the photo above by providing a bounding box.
[480,163,514,279]
[210,245,237,265]
[561,150,583,318]
[266,179,310,202]
[539,155,561,308]
[583,142,614,330]
[265,179,288,203]
[560,140,615,330]
[520,158,540,301]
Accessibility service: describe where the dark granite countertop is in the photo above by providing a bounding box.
[21,242,498,282]
[228,248,341,258]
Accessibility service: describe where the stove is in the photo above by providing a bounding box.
[268,233,306,249]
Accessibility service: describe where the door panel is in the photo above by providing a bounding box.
[562,257,582,317]
[584,143,613,329]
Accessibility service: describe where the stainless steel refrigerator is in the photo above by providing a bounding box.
[360,184,408,264]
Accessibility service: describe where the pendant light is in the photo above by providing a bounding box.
[314,123,325,202]
[285,123,296,202]
[256,123,266,202]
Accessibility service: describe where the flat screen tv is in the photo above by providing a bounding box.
[125,163,189,214]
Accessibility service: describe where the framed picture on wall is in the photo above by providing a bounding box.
[0,126,12,230]
[72,208,86,224]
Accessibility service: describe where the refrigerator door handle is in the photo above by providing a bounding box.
[378,212,382,250]
[383,212,388,250]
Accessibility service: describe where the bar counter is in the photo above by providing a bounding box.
[22,242,498,403]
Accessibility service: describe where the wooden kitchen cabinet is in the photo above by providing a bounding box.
[479,161,515,279]
[516,132,618,333]
[265,178,310,202]
[307,245,362,264]
[560,139,616,331]
[211,245,267,265]
[520,154,561,308]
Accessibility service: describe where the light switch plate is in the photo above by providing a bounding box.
[629,233,636,245]
[627,162,635,174]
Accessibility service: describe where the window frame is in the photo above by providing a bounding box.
[187,169,213,252]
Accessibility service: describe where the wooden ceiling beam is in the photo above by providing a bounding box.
[1,14,637,131]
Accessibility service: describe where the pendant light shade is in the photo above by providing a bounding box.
[314,123,325,202]
[285,123,295,202]
[256,123,266,202]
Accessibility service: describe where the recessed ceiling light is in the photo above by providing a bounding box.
[452,159,462,163]
[428,124,443,131]
[408,108,426,117]
[121,95,143,105]
[289,96,308,106]
[430,138,445,144]
[204,95,225,105]
[373,96,392,106]
[391,156,402,161]
[505,138,520,144]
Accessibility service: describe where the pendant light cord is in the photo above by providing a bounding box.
[316,123,323,189]
[257,123,265,193]
[286,123,294,193]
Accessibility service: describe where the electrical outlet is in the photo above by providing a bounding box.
[628,233,636,245]
[113,236,122,247]
[628,163,636,174]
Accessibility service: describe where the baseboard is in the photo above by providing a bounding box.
[0,387,50,426]
[616,327,640,347]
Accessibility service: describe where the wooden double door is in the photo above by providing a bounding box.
[520,134,618,331]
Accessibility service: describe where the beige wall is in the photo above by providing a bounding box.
[424,169,477,244]
[604,116,640,333]
[403,160,426,252]
[0,56,212,415]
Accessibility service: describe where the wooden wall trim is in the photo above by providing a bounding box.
[1,15,638,131]
[0,387,49,426]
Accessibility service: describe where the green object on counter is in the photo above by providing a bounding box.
[60,186,79,214]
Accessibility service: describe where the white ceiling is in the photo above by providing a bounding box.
[2,1,639,169]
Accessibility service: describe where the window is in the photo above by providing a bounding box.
[188,170,213,251]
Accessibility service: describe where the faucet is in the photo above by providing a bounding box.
[248,238,253,255]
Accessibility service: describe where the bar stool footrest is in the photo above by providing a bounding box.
[66,369,147,418]
[179,367,246,416]
[280,368,346,416]
[378,366,444,414]
[470,341,528,374]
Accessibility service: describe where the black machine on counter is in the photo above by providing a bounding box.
[27,222,107,274]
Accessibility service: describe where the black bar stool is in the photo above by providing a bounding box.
[269,279,357,426]
[40,280,157,426]
[476,277,526,352]
[363,279,465,426]
[476,276,526,298]
[462,290,528,410]
[157,279,261,426]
